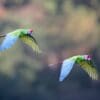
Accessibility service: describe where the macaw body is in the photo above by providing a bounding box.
[59,55,99,82]
[0,29,41,53]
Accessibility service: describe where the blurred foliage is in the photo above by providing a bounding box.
[0,0,100,100]
[3,0,30,8]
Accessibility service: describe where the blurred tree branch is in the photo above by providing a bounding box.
[55,0,65,15]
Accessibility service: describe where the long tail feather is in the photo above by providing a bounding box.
[0,34,6,38]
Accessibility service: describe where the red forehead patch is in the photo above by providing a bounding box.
[29,29,33,33]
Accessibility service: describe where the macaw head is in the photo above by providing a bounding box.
[21,29,33,36]
[84,55,92,61]
[27,29,33,35]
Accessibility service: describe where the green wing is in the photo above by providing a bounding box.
[78,60,99,80]
[20,34,41,54]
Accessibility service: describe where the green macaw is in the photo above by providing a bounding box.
[59,55,99,82]
[0,29,41,53]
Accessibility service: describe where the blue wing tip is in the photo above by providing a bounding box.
[0,47,1,50]
[59,77,64,82]
[0,46,5,51]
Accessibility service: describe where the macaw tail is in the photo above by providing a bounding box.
[0,34,6,38]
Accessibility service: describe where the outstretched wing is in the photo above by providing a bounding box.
[20,35,41,54]
[0,34,18,51]
[78,60,99,80]
[59,59,75,82]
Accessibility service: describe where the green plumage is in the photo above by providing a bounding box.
[20,34,41,53]
[78,60,98,80]
[9,29,28,37]
[59,55,99,82]
[0,29,41,54]
[74,55,98,80]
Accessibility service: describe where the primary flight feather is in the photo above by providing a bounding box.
[0,29,41,53]
[59,55,99,82]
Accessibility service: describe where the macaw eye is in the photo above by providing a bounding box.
[87,55,91,60]
[88,55,90,58]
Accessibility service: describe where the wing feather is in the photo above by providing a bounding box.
[78,60,99,80]
[20,35,41,54]
[59,59,75,82]
[0,34,18,51]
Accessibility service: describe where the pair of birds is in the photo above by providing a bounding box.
[0,29,99,82]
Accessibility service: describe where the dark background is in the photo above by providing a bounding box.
[0,0,100,100]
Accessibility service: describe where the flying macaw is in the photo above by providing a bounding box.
[58,55,99,82]
[0,29,41,53]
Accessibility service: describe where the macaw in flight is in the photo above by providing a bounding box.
[59,55,99,82]
[49,55,99,82]
[0,29,41,53]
